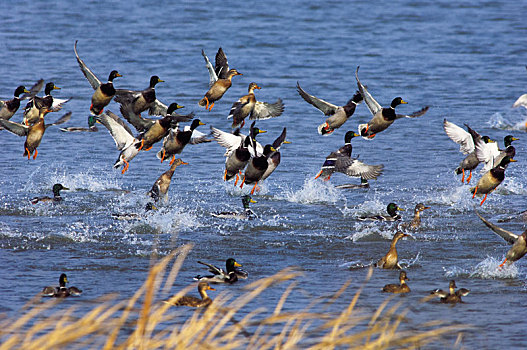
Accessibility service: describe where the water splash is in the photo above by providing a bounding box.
[443,256,518,279]
[281,178,342,205]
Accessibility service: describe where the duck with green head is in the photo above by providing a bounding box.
[359,203,404,222]
[475,134,519,174]
[211,195,257,220]
[114,75,166,118]
[194,258,248,283]
[30,184,69,204]
[42,273,82,298]
[355,67,429,139]
[470,156,516,205]
[0,85,30,123]
[60,115,99,132]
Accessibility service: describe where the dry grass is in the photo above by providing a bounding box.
[0,245,469,349]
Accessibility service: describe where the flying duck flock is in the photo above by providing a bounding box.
[1,41,525,306]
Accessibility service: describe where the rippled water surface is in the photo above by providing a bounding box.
[1,0,527,347]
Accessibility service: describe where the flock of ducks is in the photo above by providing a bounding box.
[1,43,525,305]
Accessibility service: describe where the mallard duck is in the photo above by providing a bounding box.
[355,67,429,139]
[475,211,527,267]
[42,273,82,298]
[194,258,248,283]
[399,203,430,231]
[359,203,404,222]
[382,271,410,293]
[260,127,290,181]
[60,115,98,132]
[23,82,70,125]
[96,110,140,174]
[210,121,266,184]
[167,282,215,307]
[376,231,409,269]
[228,82,284,128]
[0,85,30,123]
[126,103,195,151]
[148,158,188,202]
[114,75,166,118]
[335,178,370,189]
[74,40,122,115]
[430,280,469,304]
[470,156,516,205]
[30,184,69,204]
[240,140,276,195]
[443,119,495,183]
[475,135,518,173]
[296,82,363,135]
[156,119,208,164]
[0,107,71,159]
[512,66,527,108]
[211,195,257,220]
[111,202,157,220]
[315,131,384,186]
[199,48,242,111]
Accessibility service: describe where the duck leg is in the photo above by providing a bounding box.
[208,102,215,111]
[25,148,31,160]
[169,155,175,165]
[498,258,508,268]
[479,193,488,206]
[224,169,228,181]
[137,139,145,151]
[240,176,246,189]
[121,159,129,174]
[472,186,478,198]
[33,149,38,160]
[143,144,153,151]
[466,170,473,184]
[250,182,259,195]
[160,149,166,163]
[461,169,466,183]
[204,97,210,110]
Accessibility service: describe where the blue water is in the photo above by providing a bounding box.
[1,0,527,347]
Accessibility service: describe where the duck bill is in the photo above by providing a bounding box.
[234,261,243,267]
[397,207,405,211]
[208,286,216,291]
[250,199,257,203]
[400,99,408,104]
[181,161,189,165]
[283,140,292,144]
[199,121,206,126]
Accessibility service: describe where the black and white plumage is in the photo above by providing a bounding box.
[296,82,362,135]
[355,66,429,139]
[194,258,248,284]
[314,131,383,183]
[42,273,82,298]
[96,110,140,174]
[155,119,209,164]
[475,135,518,173]
[114,75,166,118]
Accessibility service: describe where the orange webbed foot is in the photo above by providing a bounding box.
[479,193,488,206]
[33,149,38,159]
[137,139,145,151]
[169,155,175,165]
[160,149,166,163]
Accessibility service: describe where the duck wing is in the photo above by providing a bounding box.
[21,79,45,100]
[296,82,338,115]
[202,49,218,86]
[215,47,229,80]
[189,128,211,144]
[475,211,518,244]
[443,119,474,154]
[74,40,101,90]
[512,94,527,108]
[211,126,244,156]
[197,260,225,276]
[395,106,429,119]
[336,156,384,180]
[0,119,29,136]
[355,66,382,116]
[148,99,169,116]
[45,112,72,128]
[97,111,135,150]
[430,289,448,298]
[272,128,287,150]
[475,138,501,173]
[250,99,285,120]
[50,98,71,112]
[120,105,155,132]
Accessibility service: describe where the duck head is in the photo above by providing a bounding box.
[390,97,407,108]
[149,75,164,87]
[108,70,122,82]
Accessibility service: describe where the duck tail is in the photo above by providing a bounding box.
[198,98,207,107]
[469,186,476,194]
[156,149,163,160]
[455,167,462,175]
[30,197,39,205]
[318,122,333,135]
[358,123,370,140]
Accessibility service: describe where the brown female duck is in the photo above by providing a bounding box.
[199,48,242,111]
[260,127,290,182]
[168,282,215,307]
[382,271,410,293]
[148,158,188,202]
[400,203,430,231]
[23,82,69,125]
[376,231,409,269]
[0,107,71,159]
[430,280,470,304]
[296,82,363,135]
[228,82,284,128]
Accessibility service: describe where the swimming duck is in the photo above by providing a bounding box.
[60,115,98,132]
[228,82,284,128]
[315,131,384,185]
[382,271,410,293]
[399,203,430,231]
[376,231,409,269]
[470,156,516,205]
[260,128,290,181]
[211,195,257,220]
[42,273,82,298]
[114,75,166,118]
[355,67,429,139]
[96,110,140,174]
[23,82,70,125]
[74,40,122,115]
[430,280,469,304]
[210,122,266,184]
[359,203,404,222]
[296,82,363,135]
[167,282,215,307]
[156,119,208,164]
[194,258,248,283]
[0,85,30,123]
[30,184,69,204]
[148,158,188,202]
[443,119,495,183]
[475,135,518,173]
[240,141,276,195]
[475,211,527,267]
[0,107,71,159]
[126,103,195,151]
[199,48,242,111]
[111,202,157,220]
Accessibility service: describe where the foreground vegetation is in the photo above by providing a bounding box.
[0,245,468,349]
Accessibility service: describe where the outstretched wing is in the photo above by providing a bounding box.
[189,128,211,144]
[250,99,284,120]
[202,49,218,86]
[215,47,229,80]
[0,119,29,136]
[45,112,72,128]
[355,66,382,116]
[443,119,474,154]
[336,156,384,180]
[21,79,45,100]
[395,106,429,119]
[50,98,71,112]
[148,99,168,116]
[475,210,518,244]
[74,40,102,90]
[120,105,155,132]
[272,127,287,150]
[475,138,500,172]
[296,82,338,116]
[97,111,135,150]
[197,260,224,275]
